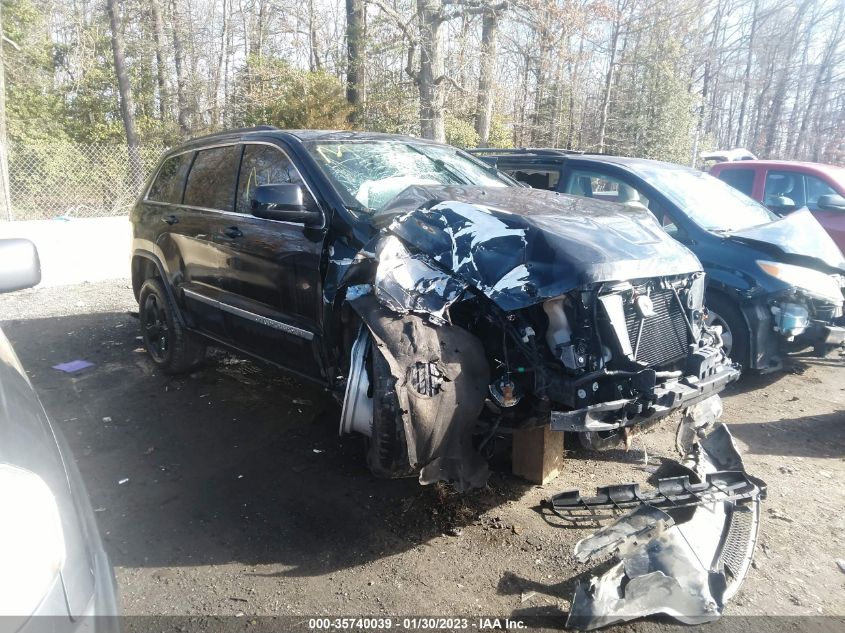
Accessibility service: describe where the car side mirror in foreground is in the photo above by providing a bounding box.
[817,194,845,212]
[251,183,322,226]
[0,238,41,294]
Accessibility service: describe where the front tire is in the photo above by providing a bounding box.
[705,292,749,368]
[139,278,206,374]
[366,344,413,478]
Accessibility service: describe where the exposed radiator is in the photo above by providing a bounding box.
[625,288,689,367]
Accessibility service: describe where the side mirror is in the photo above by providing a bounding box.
[817,194,845,212]
[0,239,41,293]
[251,183,322,226]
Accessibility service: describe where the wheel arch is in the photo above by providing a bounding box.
[705,284,756,368]
[132,250,186,326]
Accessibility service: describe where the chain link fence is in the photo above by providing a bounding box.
[4,143,168,221]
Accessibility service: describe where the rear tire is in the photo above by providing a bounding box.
[705,292,749,368]
[139,278,206,374]
[366,344,413,478]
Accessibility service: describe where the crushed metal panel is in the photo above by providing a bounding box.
[382,185,702,311]
[373,235,467,323]
[348,294,490,491]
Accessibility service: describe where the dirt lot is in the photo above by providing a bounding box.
[1,280,844,631]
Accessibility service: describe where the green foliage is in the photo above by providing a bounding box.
[359,78,419,136]
[3,0,70,143]
[232,56,352,130]
[445,115,478,148]
[607,29,697,164]
[486,116,514,149]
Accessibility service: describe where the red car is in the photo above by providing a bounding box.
[710,160,845,252]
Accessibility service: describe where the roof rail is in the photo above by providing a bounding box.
[466,147,585,157]
[187,125,279,142]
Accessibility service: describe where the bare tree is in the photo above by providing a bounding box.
[106,0,142,188]
[474,3,504,145]
[346,0,367,122]
[170,0,192,137]
[150,0,171,121]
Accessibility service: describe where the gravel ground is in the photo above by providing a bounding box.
[1,280,844,632]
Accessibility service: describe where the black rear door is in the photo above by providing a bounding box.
[171,144,243,337]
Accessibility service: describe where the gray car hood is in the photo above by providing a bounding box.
[380,186,702,310]
[726,208,845,273]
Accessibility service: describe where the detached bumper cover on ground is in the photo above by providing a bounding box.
[547,425,766,630]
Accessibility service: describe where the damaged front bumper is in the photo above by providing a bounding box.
[549,363,740,433]
[798,319,845,348]
[545,425,766,630]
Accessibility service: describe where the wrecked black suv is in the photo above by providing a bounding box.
[131,129,739,488]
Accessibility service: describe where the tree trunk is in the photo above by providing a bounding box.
[795,3,844,159]
[309,0,322,71]
[170,0,191,137]
[735,0,758,148]
[212,0,229,127]
[597,7,622,153]
[345,0,366,123]
[416,0,445,142]
[150,0,170,121]
[106,0,143,190]
[474,7,499,146]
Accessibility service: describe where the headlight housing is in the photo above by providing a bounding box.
[0,464,66,616]
[756,260,844,305]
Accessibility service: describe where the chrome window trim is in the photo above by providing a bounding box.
[182,288,315,341]
[145,139,326,229]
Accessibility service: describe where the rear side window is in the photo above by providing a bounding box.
[147,153,193,203]
[717,168,754,196]
[764,170,805,207]
[183,145,242,211]
[806,175,837,209]
[564,169,650,208]
[507,168,560,191]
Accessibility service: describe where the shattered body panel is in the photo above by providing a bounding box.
[381,186,701,311]
[555,424,766,630]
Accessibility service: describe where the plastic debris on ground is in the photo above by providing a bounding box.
[52,359,94,373]
[544,422,766,630]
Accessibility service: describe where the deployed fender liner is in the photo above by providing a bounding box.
[547,425,766,630]
[348,294,491,491]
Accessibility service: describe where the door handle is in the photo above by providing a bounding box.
[224,226,243,238]
[162,214,179,225]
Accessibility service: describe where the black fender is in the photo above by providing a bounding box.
[131,249,187,327]
[706,283,779,372]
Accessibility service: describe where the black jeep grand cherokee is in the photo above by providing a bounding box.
[131,128,739,489]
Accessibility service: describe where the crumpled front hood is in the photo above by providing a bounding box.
[726,208,845,272]
[381,185,702,310]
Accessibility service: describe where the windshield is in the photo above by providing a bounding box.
[636,165,778,231]
[306,140,511,211]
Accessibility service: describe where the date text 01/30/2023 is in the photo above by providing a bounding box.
[307,617,527,630]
